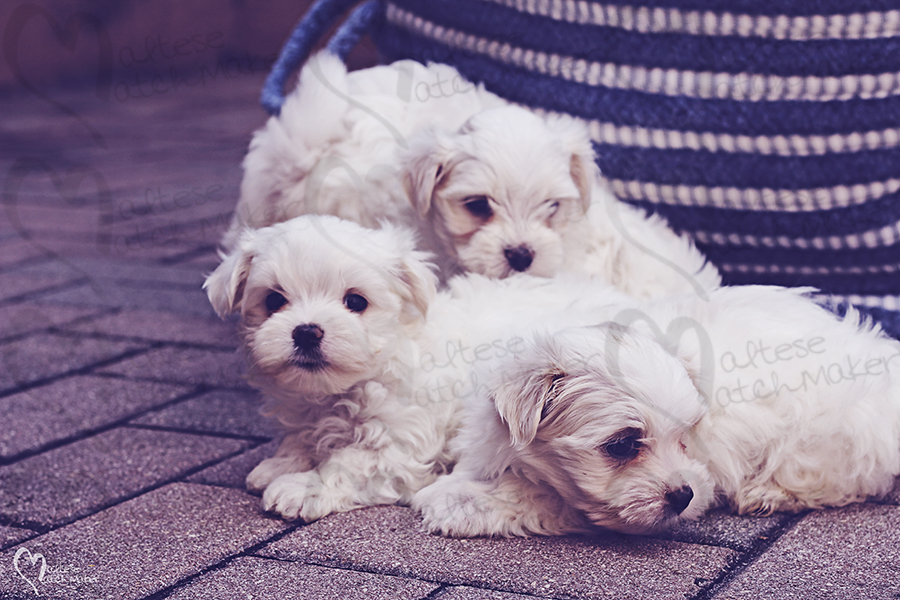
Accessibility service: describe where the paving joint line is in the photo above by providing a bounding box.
[0,342,165,399]
[0,305,116,345]
[0,253,55,274]
[158,244,219,266]
[124,423,273,444]
[686,511,809,600]
[141,522,305,600]
[46,326,240,353]
[1,444,266,536]
[0,276,92,307]
[0,385,209,466]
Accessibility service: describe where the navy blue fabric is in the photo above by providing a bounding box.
[590,0,900,14]
[389,0,900,75]
[377,23,900,137]
[639,200,900,242]
[592,146,900,189]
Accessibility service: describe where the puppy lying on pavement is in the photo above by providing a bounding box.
[414,286,900,536]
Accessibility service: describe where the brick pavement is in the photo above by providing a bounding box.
[1,68,899,600]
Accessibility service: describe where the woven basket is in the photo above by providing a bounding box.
[263,0,900,337]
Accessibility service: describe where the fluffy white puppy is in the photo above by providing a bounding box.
[222,51,505,251]
[204,214,441,522]
[403,105,721,296]
[414,287,900,536]
[205,221,632,523]
[226,52,716,297]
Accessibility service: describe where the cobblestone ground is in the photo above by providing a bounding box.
[1,72,899,600]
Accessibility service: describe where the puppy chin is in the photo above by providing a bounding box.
[247,360,379,400]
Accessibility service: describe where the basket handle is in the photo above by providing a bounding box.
[260,0,383,115]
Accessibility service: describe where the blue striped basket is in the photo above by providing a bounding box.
[262,0,900,338]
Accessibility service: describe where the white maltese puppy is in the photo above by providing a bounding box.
[402,105,721,296]
[204,214,441,522]
[222,51,504,251]
[414,286,900,536]
[226,52,717,297]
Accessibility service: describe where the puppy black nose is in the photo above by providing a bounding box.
[504,245,534,272]
[665,486,694,515]
[292,324,324,351]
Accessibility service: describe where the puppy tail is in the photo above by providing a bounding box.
[280,50,351,149]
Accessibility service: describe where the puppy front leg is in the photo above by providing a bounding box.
[413,469,589,537]
[261,444,436,521]
[246,432,315,493]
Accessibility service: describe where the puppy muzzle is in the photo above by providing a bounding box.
[291,323,328,371]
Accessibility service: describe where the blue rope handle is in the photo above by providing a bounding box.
[260,0,383,115]
[327,0,384,60]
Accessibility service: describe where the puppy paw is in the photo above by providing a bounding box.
[414,478,506,538]
[261,472,343,522]
[246,457,308,493]
[736,486,804,516]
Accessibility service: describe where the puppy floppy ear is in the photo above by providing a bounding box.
[379,222,438,322]
[397,249,437,322]
[493,353,567,449]
[204,234,255,317]
[545,114,599,214]
[402,128,454,217]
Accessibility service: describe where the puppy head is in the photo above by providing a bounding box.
[204,215,436,399]
[490,325,714,534]
[403,106,597,278]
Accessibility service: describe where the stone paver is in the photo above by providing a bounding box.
[715,503,900,600]
[0,272,82,303]
[130,389,274,438]
[0,375,192,459]
[185,439,280,489]
[167,556,440,600]
[64,307,239,347]
[37,277,218,316]
[0,427,248,527]
[0,303,104,342]
[0,332,148,393]
[259,506,736,600]
[437,587,551,600]
[97,345,249,388]
[0,525,36,550]
[0,238,51,270]
[664,508,795,552]
[0,483,292,600]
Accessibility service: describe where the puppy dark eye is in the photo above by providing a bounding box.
[265,291,288,313]
[603,429,643,461]
[463,196,493,219]
[344,293,368,313]
[548,200,561,216]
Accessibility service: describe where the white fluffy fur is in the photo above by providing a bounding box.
[402,105,721,295]
[414,286,900,536]
[223,51,505,251]
[204,215,443,521]
[227,51,718,297]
